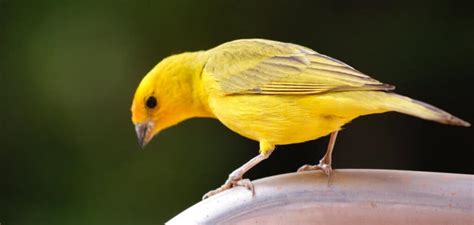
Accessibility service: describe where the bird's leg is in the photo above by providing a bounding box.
[203,142,274,199]
[298,131,339,176]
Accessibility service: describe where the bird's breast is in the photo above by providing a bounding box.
[208,94,358,145]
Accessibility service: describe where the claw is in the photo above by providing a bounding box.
[202,182,232,199]
[297,164,317,172]
[202,150,272,200]
[319,163,332,176]
[236,178,255,196]
[297,163,332,176]
[202,178,255,200]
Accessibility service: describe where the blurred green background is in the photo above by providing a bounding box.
[1,0,473,224]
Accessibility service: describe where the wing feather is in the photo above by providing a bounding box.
[204,39,394,95]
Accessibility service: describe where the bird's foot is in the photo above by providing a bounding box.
[297,162,332,176]
[202,175,254,200]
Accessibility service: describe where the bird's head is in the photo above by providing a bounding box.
[131,53,210,148]
[130,72,161,148]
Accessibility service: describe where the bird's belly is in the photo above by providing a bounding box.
[208,94,359,145]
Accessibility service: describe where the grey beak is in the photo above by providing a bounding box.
[135,123,151,149]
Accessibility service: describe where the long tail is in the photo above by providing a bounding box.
[380,93,470,127]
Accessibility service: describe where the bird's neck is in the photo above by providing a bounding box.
[159,51,214,121]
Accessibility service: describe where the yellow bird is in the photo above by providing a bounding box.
[131,39,470,199]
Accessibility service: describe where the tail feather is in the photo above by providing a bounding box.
[383,93,470,127]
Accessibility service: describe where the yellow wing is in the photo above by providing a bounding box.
[204,39,394,95]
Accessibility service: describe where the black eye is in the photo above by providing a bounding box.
[145,96,157,109]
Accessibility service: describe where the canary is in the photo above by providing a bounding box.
[131,39,470,199]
